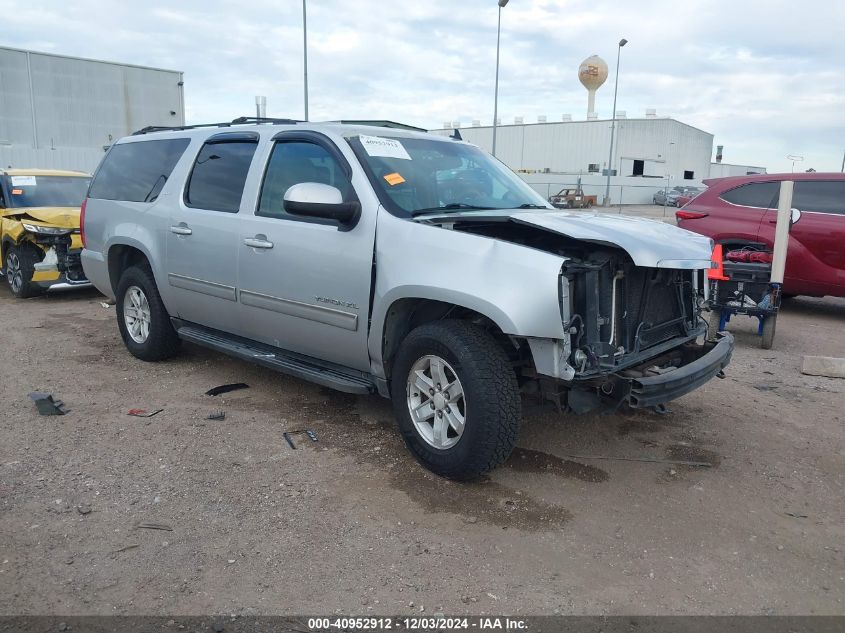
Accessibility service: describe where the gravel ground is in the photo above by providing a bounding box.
[0,285,843,616]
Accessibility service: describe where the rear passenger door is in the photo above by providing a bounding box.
[166,132,258,334]
[758,180,845,289]
[236,132,376,372]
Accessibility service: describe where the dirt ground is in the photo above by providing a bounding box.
[1,285,843,616]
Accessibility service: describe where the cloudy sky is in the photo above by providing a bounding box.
[2,0,843,172]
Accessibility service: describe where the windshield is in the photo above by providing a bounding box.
[348,134,551,216]
[6,175,90,208]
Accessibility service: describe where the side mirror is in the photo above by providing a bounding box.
[283,182,360,224]
[790,208,801,225]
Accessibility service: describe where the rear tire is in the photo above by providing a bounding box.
[116,264,180,361]
[761,315,776,350]
[5,243,44,299]
[390,320,521,480]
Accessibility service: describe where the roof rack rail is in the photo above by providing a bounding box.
[132,116,301,136]
[230,116,300,125]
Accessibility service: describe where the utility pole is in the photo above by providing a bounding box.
[603,38,627,206]
[492,0,509,157]
[302,0,309,121]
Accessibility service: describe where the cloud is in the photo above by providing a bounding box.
[0,0,842,171]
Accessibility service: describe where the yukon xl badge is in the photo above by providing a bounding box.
[315,296,359,310]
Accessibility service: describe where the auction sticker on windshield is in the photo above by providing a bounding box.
[11,176,37,187]
[359,135,412,160]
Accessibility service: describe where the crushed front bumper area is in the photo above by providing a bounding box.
[625,333,734,408]
[33,246,89,290]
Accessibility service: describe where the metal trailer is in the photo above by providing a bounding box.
[708,260,781,349]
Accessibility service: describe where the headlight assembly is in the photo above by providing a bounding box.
[21,223,72,236]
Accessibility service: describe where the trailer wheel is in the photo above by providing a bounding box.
[761,315,776,350]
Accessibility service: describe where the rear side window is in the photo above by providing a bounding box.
[185,141,257,213]
[89,138,190,202]
[792,181,845,215]
[720,182,779,209]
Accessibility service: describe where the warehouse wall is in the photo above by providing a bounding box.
[432,118,714,184]
[0,47,184,173]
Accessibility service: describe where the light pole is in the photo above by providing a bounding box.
[603,37,627,206]
[302,0,309,121]
[491,0,508,157]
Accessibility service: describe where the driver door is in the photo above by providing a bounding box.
[236,133,376,371]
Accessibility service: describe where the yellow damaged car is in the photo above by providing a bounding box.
[1,169,91,297]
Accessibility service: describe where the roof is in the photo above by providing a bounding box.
[2,168,90,178]
[337,120,427,132]
[430,117,714,138]
[124,120,447,144]
[703,172,845,187]
[0,45,182,75]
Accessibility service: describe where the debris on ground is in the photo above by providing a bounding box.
[76,504,92,515]
[801,356,845,379]
[127,408,163,418]
[206,411,226,421]
[205,383,249,396]
[136,522,173,531]
[114,543,139,553]
[28,391,69,416]
[283,429,318,450]
[100,302,112,308]
[561,454,713,467]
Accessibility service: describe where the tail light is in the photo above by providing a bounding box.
[80,198,87,248]
[676,210,709,220]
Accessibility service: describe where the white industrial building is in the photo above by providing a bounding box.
[432,114,715,204]
[0,46,185,173]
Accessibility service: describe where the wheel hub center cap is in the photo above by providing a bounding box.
[432,393,447,410]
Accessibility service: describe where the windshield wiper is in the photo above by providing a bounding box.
[516,203,548,209]
[412,203,493,215]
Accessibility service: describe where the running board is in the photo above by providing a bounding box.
[174,321,376,395]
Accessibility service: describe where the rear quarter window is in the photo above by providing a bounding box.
[89,138,190,202]
[719,181,779,209]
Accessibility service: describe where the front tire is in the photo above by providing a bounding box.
[390,320,521,480]
[5,243,44,298]
[116,264,180,361]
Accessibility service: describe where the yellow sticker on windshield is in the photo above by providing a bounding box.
[11,188,23,195]
[384,172,405,186]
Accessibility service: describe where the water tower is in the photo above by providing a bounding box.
[578,55,608,118]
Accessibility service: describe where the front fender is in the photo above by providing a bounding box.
[369,210,568,375]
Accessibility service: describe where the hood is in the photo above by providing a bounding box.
[419,209,714,269]
[5,206,81,229]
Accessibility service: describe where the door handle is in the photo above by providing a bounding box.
[170,225,192,235]
[244,236,274,249]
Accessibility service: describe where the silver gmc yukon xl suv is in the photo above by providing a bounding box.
[81,119,733,479]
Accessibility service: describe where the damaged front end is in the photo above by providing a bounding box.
[552,248,732,412]
[28,229,89,289]
[436,211,733,413]
[3,218,89,291]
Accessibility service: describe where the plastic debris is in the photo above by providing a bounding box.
[136,522,173,531]
[28,391,69,415]
[283,429,318,450]
[205,383,249,396]
[206,411,226,421]
[127,409,163,418]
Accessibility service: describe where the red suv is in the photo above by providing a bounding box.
[676,173,845,298]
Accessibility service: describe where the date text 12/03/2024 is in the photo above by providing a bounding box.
[307,617,528,630]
